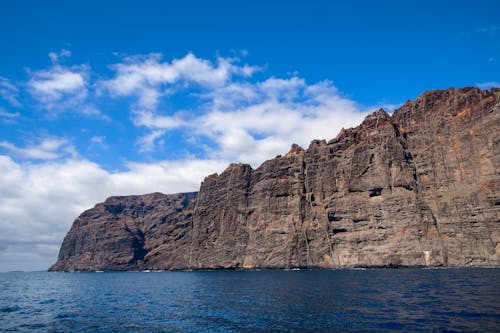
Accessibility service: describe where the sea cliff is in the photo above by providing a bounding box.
[50,87,500,271]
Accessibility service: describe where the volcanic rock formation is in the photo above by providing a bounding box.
[50,87,500,271]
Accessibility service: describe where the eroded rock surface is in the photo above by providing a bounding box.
[50,87,500,271]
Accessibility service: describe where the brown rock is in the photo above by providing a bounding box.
[49,192,196,271]
[50,87,500,271]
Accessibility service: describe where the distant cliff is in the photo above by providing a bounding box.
[50,87,500,271]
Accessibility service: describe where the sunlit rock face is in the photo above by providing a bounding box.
[50,87,500,271]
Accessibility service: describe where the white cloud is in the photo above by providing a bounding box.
[132,75,368,166]
[136,129,166,153]
[30,68,85,97]
[457,25,500,39]
[102,52,260,110]
[27,51,106,118]
[0,76,21,107]
[48,49,71,63]
[133,109,186,129]
[0,137,76,160]
[475,81,500,90]
[0,155,228,271]
[476,26,500,34]
[100,52,371,164]
[28,64,88,110]
[88,135,108,151]
[90,135,105,144]
[112,159,228,194]
[0,107,20,119]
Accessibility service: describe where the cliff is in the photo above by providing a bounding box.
[50,87,500,271]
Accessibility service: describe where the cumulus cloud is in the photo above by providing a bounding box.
[102,52,260,110]
[26,51,107,119]
[29,67,85,99]
[28,64,88,110]
[127,73,368,165]
[0,155,228,271]
[99,52,370,163]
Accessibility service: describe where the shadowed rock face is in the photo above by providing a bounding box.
[50,87,500,271]
[49,192,197,271]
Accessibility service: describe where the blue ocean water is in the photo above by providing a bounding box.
[0,268,498,332]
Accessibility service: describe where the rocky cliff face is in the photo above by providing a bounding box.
[50,192,197,271]
[50,87,500,271]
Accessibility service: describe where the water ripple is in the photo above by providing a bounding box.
[0,268,498,332]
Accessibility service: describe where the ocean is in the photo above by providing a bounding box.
[0,268,498,332]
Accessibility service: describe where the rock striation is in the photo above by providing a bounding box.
[50,87,500,271]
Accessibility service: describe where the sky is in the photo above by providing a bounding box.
[0,0,499,271]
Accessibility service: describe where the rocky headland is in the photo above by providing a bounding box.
[50,87,500,271]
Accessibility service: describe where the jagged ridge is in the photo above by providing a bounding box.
[50,87,500,271]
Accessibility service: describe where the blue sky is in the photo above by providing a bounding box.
[0,0,498,271]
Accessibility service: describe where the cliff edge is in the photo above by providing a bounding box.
[50,87,500,271]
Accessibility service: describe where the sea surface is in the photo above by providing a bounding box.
[0,268,498,332]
